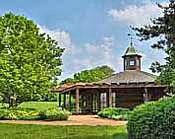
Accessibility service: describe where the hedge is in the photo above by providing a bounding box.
[127,97,175,139]
[98,107,130,120]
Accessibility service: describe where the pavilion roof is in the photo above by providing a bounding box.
[98,70,157,84]
[54,82,166,93]
[54,67,164,93]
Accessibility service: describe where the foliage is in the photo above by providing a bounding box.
[127,97,175,139]
[0,107,70,121]
[42,93,58,102]
[18,101,60,111]
[41,108,71,121]
[0,108,40,120]
[132,1,175,86]
[29,93,58,102]
[98,107,130,121]
[0,13,64,107]
[0,124,127,139]
[62,65,115,84]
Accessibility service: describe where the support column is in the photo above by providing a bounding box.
[69,92,71,111]
[91,94,94,113]
[115,91,118,107]
[143,88,149,102]
[63,94,66,108]
[107,92,109,107]
[98,92,101,111]
[109,87,112,107]
[75,88,80,114]
[59,94,61,107]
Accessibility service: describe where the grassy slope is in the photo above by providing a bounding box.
[18,102,59,111]
[0,124,127,139]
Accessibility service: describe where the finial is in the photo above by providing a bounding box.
[128,33,134,47]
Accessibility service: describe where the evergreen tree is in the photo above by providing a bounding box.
[133,0,175,86]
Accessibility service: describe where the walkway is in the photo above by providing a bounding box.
[0,115,127,126]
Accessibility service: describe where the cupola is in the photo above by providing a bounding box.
[122,41,142,71]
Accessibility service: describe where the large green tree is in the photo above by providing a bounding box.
[133,0,175,86]
[0,13,64,107]
[62,65,115,84]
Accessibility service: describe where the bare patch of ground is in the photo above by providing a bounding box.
[0,115,127,126]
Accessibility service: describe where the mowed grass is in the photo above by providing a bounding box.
[18,101,59,111]
[0,124,127,139]
[0,102,128,138]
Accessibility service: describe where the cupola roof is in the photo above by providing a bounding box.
[122,41,142,57]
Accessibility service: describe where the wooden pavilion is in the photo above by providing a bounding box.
[54,42,167,114]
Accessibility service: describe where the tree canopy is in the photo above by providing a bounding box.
[0,13,64,107]
[62,65,115,84]
[133,1,175,86]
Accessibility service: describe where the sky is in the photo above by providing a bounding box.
[0,0,168,80]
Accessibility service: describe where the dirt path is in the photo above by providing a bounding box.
[0,115,127,126]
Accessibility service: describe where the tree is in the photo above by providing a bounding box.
[62,65,115,84]
[0,13,64,107]
[133,0,175,86]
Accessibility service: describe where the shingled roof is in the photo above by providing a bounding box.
[98,70,157,84]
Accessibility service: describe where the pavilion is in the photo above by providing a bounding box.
[54,41,167,114]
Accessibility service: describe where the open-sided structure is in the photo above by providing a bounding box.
[54,42,167,114]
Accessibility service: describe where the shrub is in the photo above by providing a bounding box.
[98,107,130,120]
[127,97,175,139]
[42,108,71,121]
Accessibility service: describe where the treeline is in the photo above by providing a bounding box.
[62,65,115,84]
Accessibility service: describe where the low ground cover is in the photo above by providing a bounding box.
[98,107,130,120]
[0,107,71,121]
[0,123,127,139]
[0,108,41,120]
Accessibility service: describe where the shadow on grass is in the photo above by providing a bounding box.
[112,133,128,139]
[67,133,128,139]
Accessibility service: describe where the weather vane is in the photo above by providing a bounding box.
[128,33,134,46]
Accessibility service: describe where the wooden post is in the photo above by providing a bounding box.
[115,91,118,107]
[75,88,79,114]
[91,94,94,113]
[64,94,66,108]
[106,92,109,107]
[59,94,61,107]
[109,87,112,107]
[143,88,149,102]
[69,92,71,111]
[98,92,101,111]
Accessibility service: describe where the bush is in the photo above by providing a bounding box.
[127,97,175,139]
[42,108,71,121]
[98,107,130,120]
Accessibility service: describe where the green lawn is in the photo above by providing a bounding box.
[18,101,59,111]
[0,102,128,139]
[0,124,127,139]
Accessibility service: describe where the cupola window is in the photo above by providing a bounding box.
[129,60,135,66]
